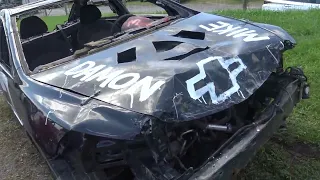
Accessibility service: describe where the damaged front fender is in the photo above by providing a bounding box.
[21,79,151,155]
[252,22,296,49]
[31,90,146,140]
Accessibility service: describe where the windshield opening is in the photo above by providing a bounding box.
[14,0,176,73]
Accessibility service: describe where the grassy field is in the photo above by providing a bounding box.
[5,9,320,180]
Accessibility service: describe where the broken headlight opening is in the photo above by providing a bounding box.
[57,67,308,180]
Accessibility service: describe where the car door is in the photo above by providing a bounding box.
[0,18,24,126]
[0,19,14,109]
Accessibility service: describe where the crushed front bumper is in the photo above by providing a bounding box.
[186,71,308,180]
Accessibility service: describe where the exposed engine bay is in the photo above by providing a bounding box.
[56,67,309,180]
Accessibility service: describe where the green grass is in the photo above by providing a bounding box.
[41,15,68,31]
[238,141,320,180]
[213,9,320,179]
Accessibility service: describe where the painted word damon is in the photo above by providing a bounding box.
[64,61,165,105]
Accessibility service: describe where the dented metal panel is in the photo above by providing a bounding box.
[31,13,290,124]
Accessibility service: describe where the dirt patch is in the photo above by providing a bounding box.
[271,136,320,159]
[0,98,52,180]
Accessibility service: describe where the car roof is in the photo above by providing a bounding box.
[6,0,71,15]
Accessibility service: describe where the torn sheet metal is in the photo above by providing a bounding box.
[22,84,144,140]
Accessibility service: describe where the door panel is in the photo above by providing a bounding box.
[0,19,25,126]
[0,66,13,108]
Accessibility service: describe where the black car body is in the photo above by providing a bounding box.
[0,0,309,179]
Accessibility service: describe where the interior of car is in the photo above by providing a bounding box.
[17,0,170,71]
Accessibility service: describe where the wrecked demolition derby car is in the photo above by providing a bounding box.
[0,0,310,179]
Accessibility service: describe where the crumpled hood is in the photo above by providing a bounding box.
[31,12,293,122]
